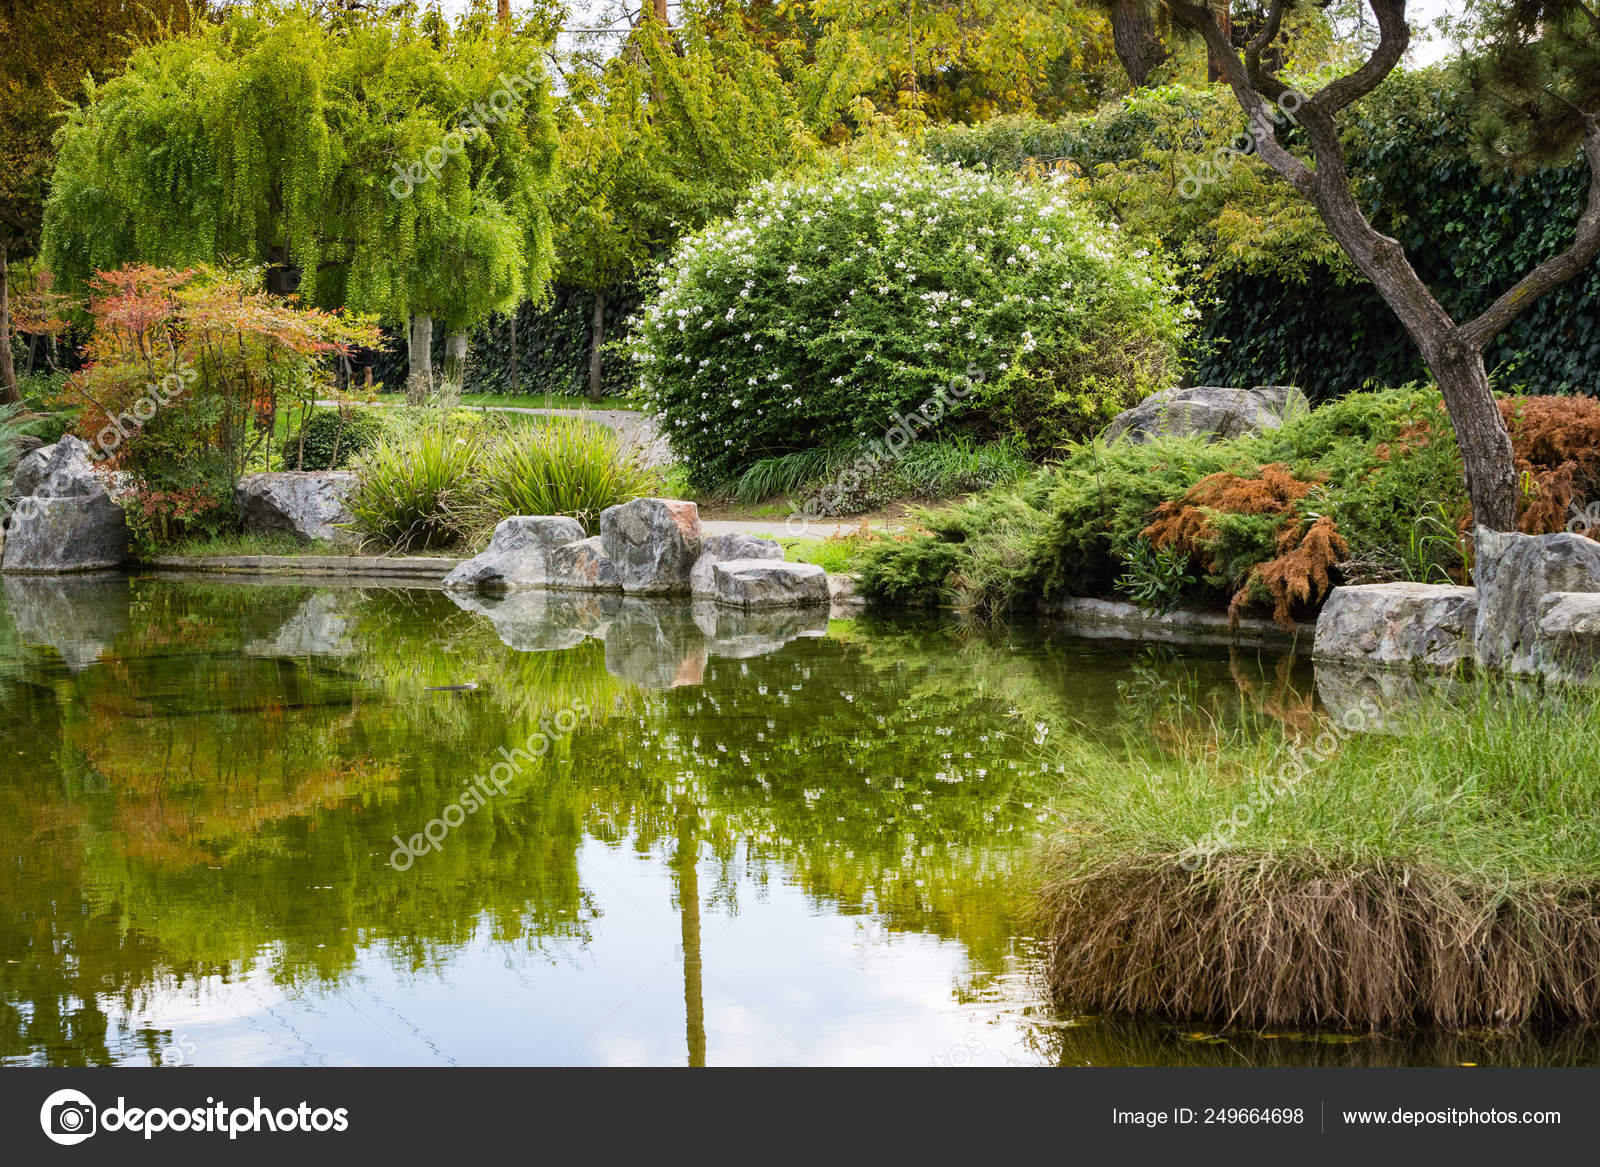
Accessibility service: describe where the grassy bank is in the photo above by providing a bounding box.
[1040,680,1600,1029]
[858,386,1600,624]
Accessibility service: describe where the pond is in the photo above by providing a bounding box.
[0,575,1595,1068]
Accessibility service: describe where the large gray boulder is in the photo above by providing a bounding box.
[600,498,703,595]
[1474,528,1600,674]
[689,532,783,598]
[1105,385,1309,445]
[2,494,131,572]
[712,559,830,609]
[1535,592,1600,682]
[11,435,105,500]
[235,471,359,544]
[443,515,587,594]
[1313,582,1479,669]
[546,536,622,591]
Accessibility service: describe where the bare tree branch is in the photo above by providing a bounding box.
[1308,0,1410,115]
[1460,120,1600,351]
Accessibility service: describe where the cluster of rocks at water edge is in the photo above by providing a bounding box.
[1313,528,1600,688]
[443,498,857,613]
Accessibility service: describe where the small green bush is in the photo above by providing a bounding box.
[632,159,1192,485]
[282,408,388,470]
[474,419,660,534]
[346,427,481,552]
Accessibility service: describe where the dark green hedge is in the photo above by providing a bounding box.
[365,282,641,398]
[1196,72,1599,399]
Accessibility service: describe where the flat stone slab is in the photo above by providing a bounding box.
[712,559,830,608]
[149,554,460,578]
[1045,596,1311,648]
[690,532,783,598]
[1313,582,1478,669]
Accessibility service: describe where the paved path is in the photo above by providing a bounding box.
[700,518,902,540]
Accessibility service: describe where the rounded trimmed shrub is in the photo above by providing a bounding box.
[630,158,1193,485]
[281,407,388,470]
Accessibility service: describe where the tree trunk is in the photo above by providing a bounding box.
[497,0,511,25]
[588,291,606,403]
[675,804,706,1069]
[508,310,520,395]
[0,242,19,407]
[1425,344,1518,534]
[1109,0,1169,88]
[1206,0,1232,83]
[442,332,469,388]
[406,313,434,405]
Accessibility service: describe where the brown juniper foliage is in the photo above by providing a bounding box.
[1039,853,1600,1029]
[1141,464,1345,630]
[1501,396,1600,535]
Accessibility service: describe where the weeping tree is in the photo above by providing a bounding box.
[551,2,834,401]
[40,2,557,403]
[1126,0,1599,532]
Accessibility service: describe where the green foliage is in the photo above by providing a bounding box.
[346,426,482,552]
[473,418,660,534]
[281,408,388,470]
[1114,537,1196,614]
[856,537,966,609]
[633,158,1191,485]
[783,537,866,574]
[858,386,1478,614]
[929,66,1600,401]
[40,4,557,333]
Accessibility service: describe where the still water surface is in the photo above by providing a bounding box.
[0,575,1594,1067]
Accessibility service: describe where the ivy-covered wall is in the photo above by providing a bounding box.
[1194,76,1600,400]
[368,282,642,398]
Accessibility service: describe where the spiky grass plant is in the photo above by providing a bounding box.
[474,418,659,534]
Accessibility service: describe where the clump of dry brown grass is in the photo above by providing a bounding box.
[1040,852,1600,1029]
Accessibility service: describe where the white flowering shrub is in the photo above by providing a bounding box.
[630,158,1192,484]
